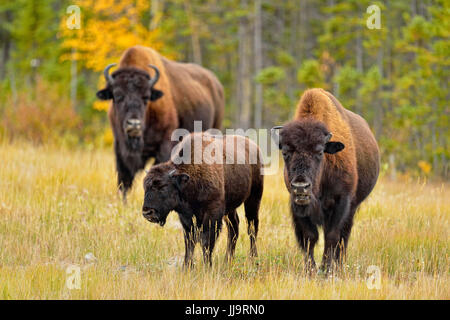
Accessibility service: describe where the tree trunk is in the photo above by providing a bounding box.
[0,37,10,80]
[185,0,202,65]
[70,48,77,112]
[431,119,438,175]
[355,27,363,114]
[0,10,12,80]
[9,64,17,108]
[150,0,160,30]
[374,48,384,138]
[389,154,397,181]
[237,0,251,129]
[253,0,263,128]
[286,2,298,117]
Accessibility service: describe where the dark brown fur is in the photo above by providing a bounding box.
[278,88,379,271]
[142,133,264,267]
[97,46,225,200]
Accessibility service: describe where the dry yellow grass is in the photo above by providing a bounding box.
[0,141,448,299]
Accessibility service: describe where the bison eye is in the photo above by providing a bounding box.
[142,95,150,102]
[114,94,124,102]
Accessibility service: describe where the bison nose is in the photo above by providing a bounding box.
[142,207,155,216]
[291,181,311,190]
[142,207,158,223]
[126,119,141,129]
[125,119,142,136]
[291,181,311,195]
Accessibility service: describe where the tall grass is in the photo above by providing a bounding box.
[0,141,448,299]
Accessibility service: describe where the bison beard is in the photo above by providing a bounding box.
[126,136,143,153]
[291,194,323,225]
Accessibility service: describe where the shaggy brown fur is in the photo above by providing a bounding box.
[277,88,379,271]
[97,46,225,200]
[142,133,264,267]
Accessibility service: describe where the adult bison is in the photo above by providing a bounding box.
[96,45,224,200]
[272,88,379,271]
[142,133,264,267]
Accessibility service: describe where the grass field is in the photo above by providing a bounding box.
[0,141,448,299]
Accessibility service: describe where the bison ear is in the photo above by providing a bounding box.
[171,172,190,190]
[96,88,113,100]
[324,141,345,154]
[150,89,164,101]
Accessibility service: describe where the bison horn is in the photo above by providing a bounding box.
[271,125,284,132]
[326,132,333,142]
[270,126,283,148]
[103,63,116,85]
[270,125,283,144]
[148,65,160,88]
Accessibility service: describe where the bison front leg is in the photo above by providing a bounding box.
[180,217,197,269]
[183,230,196,269]
[293,216,319,272]
[199,208,224,267]
[322,195,351,272]
[115,150,134,203]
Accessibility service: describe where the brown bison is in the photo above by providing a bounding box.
[142,133,264,267]
[272,88,379,271]
[96,46,224,200]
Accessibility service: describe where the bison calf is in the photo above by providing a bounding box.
[273,88,380,272]
[142,133,264,267]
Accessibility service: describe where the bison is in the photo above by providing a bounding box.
[142,133,264,267]
[272,88,380,271]
[96,46,225,201]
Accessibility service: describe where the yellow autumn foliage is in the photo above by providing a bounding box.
[60,0,164,91]
[418,160,432,175]
[59,0,167,112]
[60,0,163,69]
[93,100,110,112]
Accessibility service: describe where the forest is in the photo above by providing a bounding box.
[0,0,448,178]
[0,0,449,301]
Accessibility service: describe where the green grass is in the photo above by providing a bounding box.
[0,141,448,299]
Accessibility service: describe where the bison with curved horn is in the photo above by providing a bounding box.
[272,88,380,272]
[96,46,225,201]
